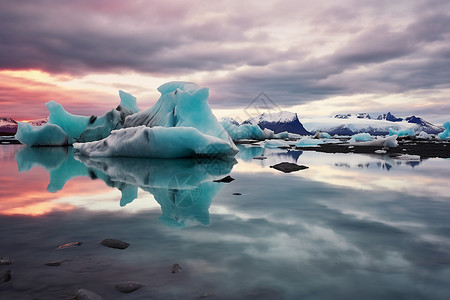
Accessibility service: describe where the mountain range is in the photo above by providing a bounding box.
[0,117,48,135]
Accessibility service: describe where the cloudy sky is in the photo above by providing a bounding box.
[1,0,450,123]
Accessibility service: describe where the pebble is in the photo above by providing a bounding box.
[45,260,65,266]
[74,288,103,300]
[115,281,145,293]
[1,269,11,283]
[0,257,12,265]
[99,239,130,250]
[232,193,242,196]
[57,241,83,249]
[171,263,183,273]
[253,156,267,160]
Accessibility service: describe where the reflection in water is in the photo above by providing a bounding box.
[15,146,236,227]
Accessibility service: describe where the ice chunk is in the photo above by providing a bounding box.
[418,131,432,139]
[119,90,140,114]
[389,128,414,137]
[349,133,373,143]
[264,139,291,149]
[314,132,332,139]
[351,135,398,147]
[46,101,91,143]
[15,122,68,146]
[394,154,421,161]
[438,121,450,139]
[74,126,237,158]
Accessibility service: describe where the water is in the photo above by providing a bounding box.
[1,144,450,299]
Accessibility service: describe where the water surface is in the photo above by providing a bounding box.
[1,144,449,299]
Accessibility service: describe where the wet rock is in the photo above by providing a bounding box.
[232,193,242,196]
[99,239,130,250]
[1,269,11,283]
[45,260,65,266]
[115,281,145,293]
[0,257,12,265]
[74,288,103,300]
[253,156,267,160]
[213,175,235,183]
[57,241,83,249]
[270,162,309,173]
[171,263,183,273]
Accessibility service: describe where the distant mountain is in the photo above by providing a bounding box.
[220,116,240,126]
[377,112,403,122]
[0,117,48,136]
[243,111,311,135]
[0,118,18,135]
[305,113,444,135]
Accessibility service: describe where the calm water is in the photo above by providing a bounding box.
[1,144,450,299]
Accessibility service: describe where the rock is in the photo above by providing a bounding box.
[115,281,145,293]
[1,269,11,283]
[0,257,12,265]
[253,156,267,160]
[57,241,83,249]
[171,263,183,273]
[232,193,242,196]
[45,260,65,266]
[270,162,309,173]
[213,175,235,183]
[74,288,103,300]
[99,239,130,250]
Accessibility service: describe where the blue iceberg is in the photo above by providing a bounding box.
[15,90,139,145]
[75,82,238,158]
[438,121,450,140]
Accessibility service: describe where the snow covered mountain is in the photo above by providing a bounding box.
[0,118,18,135]
[304,113,444,135]
[242,111,311,135]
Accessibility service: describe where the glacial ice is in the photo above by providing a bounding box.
[438,121,450,139]
[15,122,68,146]
[75,126,237,158]
[389,128,414,137]
[75,82,238,158]
[351,135,398,147]
[349,133,373,143]
[220,119,290,141]
[15,90,137,146]
[295,137,341,147]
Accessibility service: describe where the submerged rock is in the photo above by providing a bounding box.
[115,281,145,293]
[74,288,103,300]
[45,260,66,266]
[99,239,130,250]
[0,257,12,265]
[57,241,83,249]
[0,269,11,283]
[213,175,235,183]
[171,263,183,273]
[270,162,309,173]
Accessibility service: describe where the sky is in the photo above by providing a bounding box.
[1,0,450,124]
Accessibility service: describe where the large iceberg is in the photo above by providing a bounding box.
[75,82,238,158]
[221,119,290,141]
[15,90,139,146]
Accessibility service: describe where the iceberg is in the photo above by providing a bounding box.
[351,135,398,147]
[438,121,450,140]
[220,118,290,141]
[15,90,138,146]
[349,133,373,143]
[75,82,238,158]
[388,128,414,137]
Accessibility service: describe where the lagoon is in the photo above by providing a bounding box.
[1,144,450,299]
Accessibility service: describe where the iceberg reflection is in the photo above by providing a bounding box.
[15,146,236,227]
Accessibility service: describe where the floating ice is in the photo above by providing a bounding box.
[349,133,373,143]
[75,126,237,158]
[221,119,290,141]
[15,91,137,146]
[394,154,421,161]
[351,135,398,147]
[438,121,450,139]
[295,137,341,147]
[418,131,432,139]
[15,122,68,146]
[389,128,414,137]
[314,132,332,139]
[75,82,238,158]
